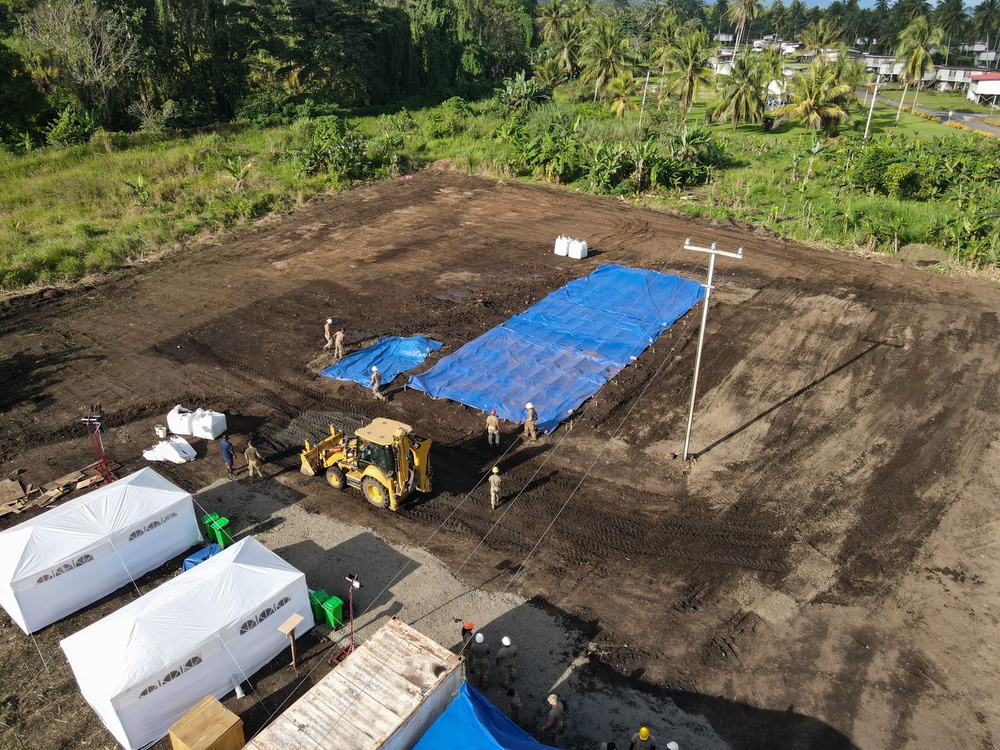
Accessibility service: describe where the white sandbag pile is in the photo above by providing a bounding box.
[166,405,227,439]
[554,236,588,259]
[143,436,197,464]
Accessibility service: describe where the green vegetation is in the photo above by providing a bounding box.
[1,0,999,290]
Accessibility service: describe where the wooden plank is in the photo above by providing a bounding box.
[0,479,25,504]
[75,475,103,490]
[33,488,66,507]
[42,471,85,491]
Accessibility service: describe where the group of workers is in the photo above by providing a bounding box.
[484,401,537,510]
[218,435,266,481]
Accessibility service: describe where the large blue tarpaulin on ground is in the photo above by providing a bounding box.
[319,336,442,387]
[408,264,705,434]
[414,682,557,750]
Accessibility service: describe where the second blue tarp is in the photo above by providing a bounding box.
[409,265,704,433]
[413,682,557,750]
[319,336,442,386]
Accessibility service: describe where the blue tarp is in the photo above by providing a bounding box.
[182,544,222,572]
[414,682,557,750]
[409,265,705,433]
[319,336,442,387]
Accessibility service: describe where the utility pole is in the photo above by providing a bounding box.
[682,239,744,462]
[864,73,881,140]
[638,70,651,128]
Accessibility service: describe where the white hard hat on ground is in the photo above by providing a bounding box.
[667,742,680,750]
[501,636,511,646]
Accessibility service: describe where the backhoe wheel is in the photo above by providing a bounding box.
[361,477,389,508]
[325,466,346,490]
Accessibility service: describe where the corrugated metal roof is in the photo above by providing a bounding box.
[245,618,460,750]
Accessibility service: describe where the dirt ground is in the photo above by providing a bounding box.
[1,163,999,750]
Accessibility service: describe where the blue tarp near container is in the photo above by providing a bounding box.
[319,336,442,387]
[413,682,558,750]
[409,265,705,433]
[181,544,222,572]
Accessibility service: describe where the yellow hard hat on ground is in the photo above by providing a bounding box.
[639,727,650,741]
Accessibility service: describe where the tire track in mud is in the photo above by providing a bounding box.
[403,463,790,576]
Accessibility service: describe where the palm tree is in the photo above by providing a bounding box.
[709,53,767,129]
[726,0,763,57]
[935,0,967,64]
[579,15,632,102]
[788,0,808,35]
[798,19,844,60]
[607,72,641,116]
[537,0,570,44]
[773,59,853,131]
[894,16,944,121]
[757,45,786,86]
[899,0,934,21]
[661,28,718,120]
[649,13,681,76]
[973,0,1000,61]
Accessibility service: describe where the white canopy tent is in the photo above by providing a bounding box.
[0,467,201,634]
[61,536,313,750]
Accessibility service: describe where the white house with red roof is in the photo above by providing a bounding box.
[968,72,1000,105]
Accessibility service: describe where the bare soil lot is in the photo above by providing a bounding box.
[2,163,999,750]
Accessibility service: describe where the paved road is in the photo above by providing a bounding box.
[858,90,1000,137]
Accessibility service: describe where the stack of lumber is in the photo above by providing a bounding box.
[0,463,102,517]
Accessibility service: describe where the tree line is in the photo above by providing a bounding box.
[0,0,998,149]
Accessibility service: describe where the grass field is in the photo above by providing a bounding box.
[878,88,997,114]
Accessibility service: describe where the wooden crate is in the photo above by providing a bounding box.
[169,695,245,750]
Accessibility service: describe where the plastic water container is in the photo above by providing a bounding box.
[554,236,569,256]
[568,240,589,259]
[154,424,167,438]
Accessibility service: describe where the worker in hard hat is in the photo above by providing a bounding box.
[460,620,475,652]
[488,466,502,511]
[469,632,491,687]
[538,693,565,746]
[368,365,386,402]
[523,402,538,442]
[630,726,657,750]
[323,318,334,350]
[495,635,518,686]
[486,408,501,446]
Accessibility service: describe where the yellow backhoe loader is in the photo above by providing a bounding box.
[300,417,432,510]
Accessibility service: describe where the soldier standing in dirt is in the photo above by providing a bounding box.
[470,632,491,687]
[507,688,522,724]
[219,435,236,477]
[496,635,517,686]
[369,366,386,401]
[244,439,265,481]
[334,328,345,359]
[486,409,501,446]
[524,402,538,442]
[539,693,565,747]
[488,466,502,511]
[323,318,334,350]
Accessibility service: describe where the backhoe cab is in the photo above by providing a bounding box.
[300,418,432,510]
